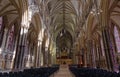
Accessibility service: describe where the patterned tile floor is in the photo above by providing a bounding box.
[50,65,74,77]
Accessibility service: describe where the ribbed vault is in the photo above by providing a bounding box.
[0,0,28,34]
[48,0,77,49]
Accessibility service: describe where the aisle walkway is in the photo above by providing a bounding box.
[50,65,74,77]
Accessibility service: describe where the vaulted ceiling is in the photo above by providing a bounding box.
[1,0,120,50]
[47,0,93,50]
[48,0,76,35]
[48,0,76,49]
[0,0,28,35]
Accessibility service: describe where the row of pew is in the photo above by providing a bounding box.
[69,65,120,77]
[0,65,59,77]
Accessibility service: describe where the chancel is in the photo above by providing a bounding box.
[0,0,120,77]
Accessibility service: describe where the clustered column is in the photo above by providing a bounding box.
[0,28,8,69]
[87,40,93,67]
[101,27,116,71]
[35,40,42,67]
[13,26,28,69]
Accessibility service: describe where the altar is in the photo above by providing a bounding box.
[56,49,72,64]
[56,59,72,64]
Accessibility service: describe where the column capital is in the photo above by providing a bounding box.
[21,24,29,29]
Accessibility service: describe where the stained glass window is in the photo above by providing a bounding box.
[114,26,120,53]
[6,25,14,52]
[0,17,3,30]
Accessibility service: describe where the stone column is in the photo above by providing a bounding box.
[42,46,46,66]
[19,27,27,69]
[13,27,28,70]
[35,41,39,67]
[12,29,21,70]
[84,48,87,67]
[92,42,96,68]
[87,40,96,67]
[72,50,76,64]
[0,28,8,69]
[87,40,93,67]
[80,48,85,67]
[11,35,19,70]
[40,51,43,66]
[36,40,42,67]
[0,20,5,47]
[48,50,51,66]
[97,45,100,67]
[26,44,31,68]
[99,0,114,70]
[102,27,113,70]
[45,47,49,66]
[95,44,101,68]
[0,29,8,54]
[35,40,42,67]
[34,43,38,67]
[39,41,42,67]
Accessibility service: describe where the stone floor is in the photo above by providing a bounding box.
[50,65,74,77]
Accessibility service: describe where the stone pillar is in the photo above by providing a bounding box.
[92,42,96,68]
[13,27,28,70]
[84,48,87,67]
[19,27,27,69]
[0,20,5,47]
[33,45,36,67]
[39,41,42,67]
[26,44,31,68]
[99,44,104,68]
[80,48,85,67]
[102,27,113,70]
[0,29,8,54]
[35,41,39,67]
[72,51,76,64]
[30,44,34,67]
[99,0,114,70]
[35,40,42,67]
[0,28,8,69]
[42,47,46,66]
[87,40,96,67]
[12,29,21,70]
[45,47,49,66]
[40,51,43,66]
[11,35,19,70]
[48,50,51,66]
[97,45,99,67]
[34,43,38,67]
[95,44,101,68]
[87,40,93,67]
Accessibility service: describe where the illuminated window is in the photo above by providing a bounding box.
[114,26,120,53]
[0,16,4,47]
[0,17,3,30]
[7,25,14,52]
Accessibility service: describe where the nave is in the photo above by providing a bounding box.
[50,65,74,77]
[0,0,120,76]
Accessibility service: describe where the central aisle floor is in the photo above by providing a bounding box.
[50,65,74,77]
